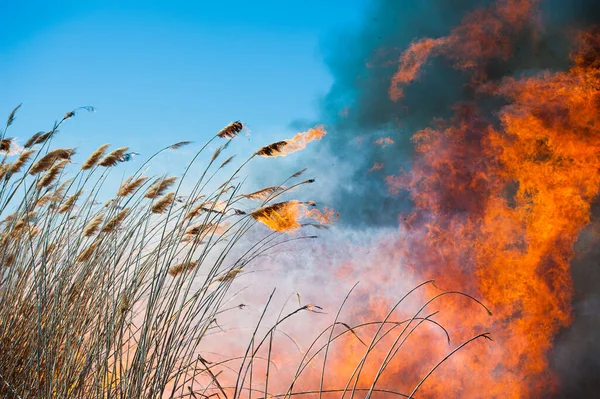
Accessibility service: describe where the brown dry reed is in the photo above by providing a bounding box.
[151,192,175,214]
[217,121,243,139]
[101,207,130,233]
[167,261,199,277]
[145,176,177,199]
[82,143,110,170]
[29,148,75,175]
[0,138,11,152]
[98,146,129,167]
[8,149,35,174]
[0,108,489,399]
[82,212,104,237]
[244,186,284,201]
[256,140,288,157]
[36,159,69,188]
[117,175,148,197]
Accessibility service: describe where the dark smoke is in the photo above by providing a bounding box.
[308,0,600,228]
[551,204,600,399]
[309,0,600,397]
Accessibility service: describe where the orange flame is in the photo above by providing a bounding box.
[369,162,385,172]
[283,126,326,155]
[257,126,327,158]
[389,0,540,101]
[251,200,336,232]
[377,23,600,399]
[373,137,395,148]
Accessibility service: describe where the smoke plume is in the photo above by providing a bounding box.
[307,0,600,397]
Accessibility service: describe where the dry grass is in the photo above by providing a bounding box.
[0,107,490,399]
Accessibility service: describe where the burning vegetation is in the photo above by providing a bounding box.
[3,1,599,398]
[256,126,327,157]
[361,1,600,397]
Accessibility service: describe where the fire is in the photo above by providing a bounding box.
[369,162,385,172]
[251,200,336,232]
[389,0,540,101]
[377,16,600,399]
[284,126,326,154]
[373,137,395,148]
[257,126,326,157]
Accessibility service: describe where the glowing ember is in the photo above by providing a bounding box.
[373,137,395,148]
[369,162,385,172]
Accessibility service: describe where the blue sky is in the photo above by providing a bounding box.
[1,1,367,168]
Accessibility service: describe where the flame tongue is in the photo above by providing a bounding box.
[257,126,327,157]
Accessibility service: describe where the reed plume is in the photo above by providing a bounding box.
[117,293,131,317]
[0,138,12,152]
[256,141,287,157]
[256,126,326,157]
[185,223,214,235]
[29,148,75,175]
[0,164,8,180]
[117,176,147,197]
[82,143,110,170]
[184,203,205,220]
[249,200,322,232]
[36,192,53,207]
[169,141,192,150]
[291,168,307,178]
[76,239,101,262]
[52,178,73,202]
[145,176,177,199]
[83,213,104,237]
[37,159,69,188]
[98,146,129,167]
[151,192,175,214]
[168,261,199,277]
[24,131,52,148]
[101,208,130,232]
[217,121,243,138]
[244,186,284,201]
[5,103,21,128]
[58,190,83,214]
[8,149,35,174]
[213,268,243,283]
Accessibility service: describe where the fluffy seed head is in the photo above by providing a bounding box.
[29,148,75,175]
[76,240,101,262]
[102,208,130,233]
[37,159,69,188]
[99,146,129,167]
[0,138,11,152]
[214,268,243,283]
[244,186,284,201]
[168,261,199,277]
[8,149,35,174]
[217,121,243,139]
[82,144,110,170]
[256,141,287,157]
[58,190,83,214]
[83,213,104,237]
[117,176,147,197]
[145,176,177,199]
[151,192,175,214]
